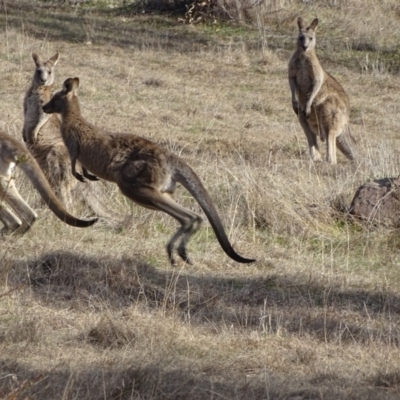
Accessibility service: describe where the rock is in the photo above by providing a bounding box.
[349,176,400,227]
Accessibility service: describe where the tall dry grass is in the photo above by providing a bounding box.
[0,1,400,399]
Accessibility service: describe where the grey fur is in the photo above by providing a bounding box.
[288,17,356,164]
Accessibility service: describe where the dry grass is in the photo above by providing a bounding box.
[0,0,400,399]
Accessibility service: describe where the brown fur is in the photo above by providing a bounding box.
[23,53,117,218]
[23,53,59,145]
[288,17,356,164]
[0,130,97,234]
[43,77,255,265]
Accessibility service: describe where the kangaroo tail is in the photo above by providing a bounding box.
[347,125,358,144]
[174,158,255,264]
[20,158,98,228]
[337,127,357,161]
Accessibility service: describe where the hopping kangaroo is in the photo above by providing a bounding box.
[0,130,97,234]
[43,77,255,265]
[288,17,356,164]
[23,52,116,218]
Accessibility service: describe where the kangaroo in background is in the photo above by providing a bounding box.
[288,17,356,164]
[43,77,255,265]
[23,52,118,219]
[23,52,59,144]
[0,130,97,234]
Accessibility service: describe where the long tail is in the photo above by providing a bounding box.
[174,158,255,264]
[20,158,98,228]
[337,126,357,161]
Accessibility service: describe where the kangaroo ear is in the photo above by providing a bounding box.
[63,78,75,94]
[48,52,60,67]
[297,17,305,30]
[72,77,80,93]
[32,53,42,66]
[63,77,80,95]
[309,18,319,31]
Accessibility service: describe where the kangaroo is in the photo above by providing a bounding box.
[23,52,60,145]
[23,52,76,208]
[23,52,117,218]
[43,77,255,265]
[288,17,356,164]
[0,130,97,234]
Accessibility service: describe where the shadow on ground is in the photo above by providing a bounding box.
[2,3,218,53]
[0,354,397,400]
[5,250,400,346]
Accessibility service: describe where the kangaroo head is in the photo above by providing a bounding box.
[297,17,318,52]
[32,52,59,86]
[43,77,80,114]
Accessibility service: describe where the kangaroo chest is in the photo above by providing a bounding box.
[295,57,323,102]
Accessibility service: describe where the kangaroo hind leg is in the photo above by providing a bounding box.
[46,147,74,208]
[298,113,321,161]
[175,209,203,265]
[318,109,339,164]
[0,205,22,235]
[0,178,37,234]
[326,128,338,164]
[119,184,203,265]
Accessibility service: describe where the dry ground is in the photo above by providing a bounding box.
[1,1,400,399]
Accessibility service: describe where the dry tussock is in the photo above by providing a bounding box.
[0,1,400,399]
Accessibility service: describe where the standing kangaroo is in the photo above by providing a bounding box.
[43,77,255,265]
[23,52,60,145]
[23,52,117,218]
[0,130,97,234]
[288,17,356,164]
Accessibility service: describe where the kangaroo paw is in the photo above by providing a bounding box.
[167,244,177,266]
[74,173,86,183]
[177,245,193,265]
[86,174,100,181]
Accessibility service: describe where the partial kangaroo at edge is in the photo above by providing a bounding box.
[43,77,255,265]
[0,130,97,234]
[288,17,356,164]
